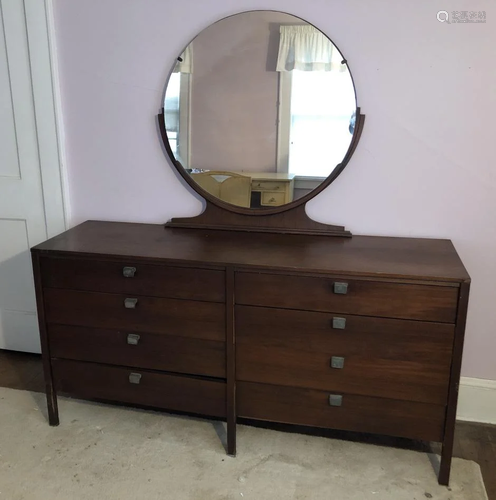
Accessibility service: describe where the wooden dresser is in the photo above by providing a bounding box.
[248,173,295,206]
[31,220,470,485]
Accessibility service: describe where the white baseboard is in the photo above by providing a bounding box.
[456,377,496,424]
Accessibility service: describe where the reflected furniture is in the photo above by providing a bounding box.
[189,170,295,208]
[32,221,470,486]
[247,173,295,207]
[191,171,251,208]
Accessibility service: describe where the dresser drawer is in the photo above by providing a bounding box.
[49,325,226,378]
[53,359,226,417]
[237,382,445,442]
[261,191,286,206]
[44,289,225,342]
[252,180,286,191]
[41,257,225,302]
[236,306,453,404]
[236,272,458,323]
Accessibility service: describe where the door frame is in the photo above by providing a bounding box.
[24,0,68,237]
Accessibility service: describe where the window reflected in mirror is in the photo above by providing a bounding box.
[285,70,356,178]
[163,11,357,208]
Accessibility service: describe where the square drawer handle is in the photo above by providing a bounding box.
[332,317,346,329]
[333,282,348,294]
[124,298,138,309]
[330,356,345,369]
[127,334,140,345]
[329,394,343,407]
[123,266,136,278]
[129,372,142,385]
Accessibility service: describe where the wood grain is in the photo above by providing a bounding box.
[31,220,472,485]
[41,257,225,302]
[53,359,226,418]
[49,324,226,378]
[226,267,236,456]
[237,381,445,442]
[236,307,454,404]
[440,280,471,485]
[31,253,59,425]
[236,272,459,323]
[31,221,470,282]
[44,289,225,342]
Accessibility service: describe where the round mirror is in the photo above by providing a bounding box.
[161,10,360,211]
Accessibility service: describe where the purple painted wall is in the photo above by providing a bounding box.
[53,0,496,381]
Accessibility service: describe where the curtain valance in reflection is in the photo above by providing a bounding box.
[276,25,344,72]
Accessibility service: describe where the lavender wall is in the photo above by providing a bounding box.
[53,0,496,381]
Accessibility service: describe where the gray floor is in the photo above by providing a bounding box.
[1,349,494,499]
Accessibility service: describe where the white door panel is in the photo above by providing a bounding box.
[0,11,20,179]
[0,219,36,311]
[0,0,64,352]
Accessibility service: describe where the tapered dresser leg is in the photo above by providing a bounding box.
[227,403,236,456]
[226,267,236,456]
[46,384,59,426]
[438,438,453,485]
[438,281,470,485]
[32,252,60,426]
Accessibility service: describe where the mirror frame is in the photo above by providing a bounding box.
[158,10,365,236]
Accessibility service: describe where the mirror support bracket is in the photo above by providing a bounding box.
[165,201,352,237]
[158,108,365,238]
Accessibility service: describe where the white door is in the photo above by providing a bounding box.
[0,0,66,352]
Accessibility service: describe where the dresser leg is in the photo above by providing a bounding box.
[33,253,60,427]
[46,386,59,426]
[438,282,470,486]
[438,438,453,486]
[226,267,236,456]
[227,415,236,456]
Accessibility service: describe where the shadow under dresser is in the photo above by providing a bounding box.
[31,220,470,485]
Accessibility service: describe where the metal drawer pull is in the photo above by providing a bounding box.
[129,373,142,384]
[124,298,138,309]
[123,266,136,278]
[333,282,348,294]
[329,394,343,407]
[127,333,140,345]
[332,317,346,329]
[331,356,345,369]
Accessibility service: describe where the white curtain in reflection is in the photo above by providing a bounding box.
[276,25,344,72]
[173,45,193,73]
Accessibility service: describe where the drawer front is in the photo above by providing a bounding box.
[41,257,225,302]
[49,325,226,378]
[261,191,286,206]
[237,382,445,442]
[236,272,458,323]
[236,306,454,405]
[44,289,225,342]
[53,359,226,417]
[252,181,286,191]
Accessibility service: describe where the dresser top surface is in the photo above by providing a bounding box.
[32,220,470,282]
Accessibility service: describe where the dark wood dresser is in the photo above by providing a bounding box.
[31,220,470,485]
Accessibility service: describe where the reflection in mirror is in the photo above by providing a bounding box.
[163,11,357,208]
